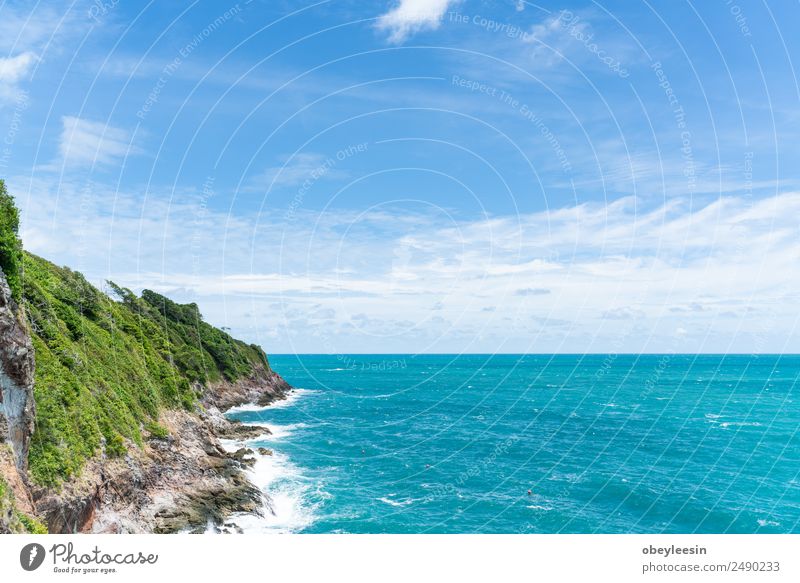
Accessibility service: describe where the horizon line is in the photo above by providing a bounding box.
[267,352,800,356]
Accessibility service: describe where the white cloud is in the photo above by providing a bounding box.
[58,116,137,167]
[0,52,37,100]
[245,153,348,191]
[0,5,76,53]
[0,52,36,84]
[376,0,457,43]
[13,172,800,353]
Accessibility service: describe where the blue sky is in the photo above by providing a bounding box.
[2,0,800,353]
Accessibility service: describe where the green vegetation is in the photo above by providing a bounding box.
[0,180,23,302]
[22,253,271,487]
[19,513,49,534]
[0,473,47,533]
[144,421,170,440]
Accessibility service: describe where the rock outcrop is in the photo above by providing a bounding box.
[34,403,287,533]
[0,266,36,532]
[0,266,35,473]
[202,365,292,410]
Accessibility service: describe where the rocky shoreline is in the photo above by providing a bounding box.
[0,205,296,534]
[32,371,293,534]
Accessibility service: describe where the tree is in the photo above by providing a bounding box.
[0,180,23,302]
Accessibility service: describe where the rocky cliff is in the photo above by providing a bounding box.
[0,266,38,533]
[0,252,291,533]
[33,373,290,533]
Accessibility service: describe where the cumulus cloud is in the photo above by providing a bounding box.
[0,52,37,83]
[376,0,457,43]
[58,116,137,167]
[0,52,37,100]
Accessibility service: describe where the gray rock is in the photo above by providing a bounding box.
[0,266,36,473]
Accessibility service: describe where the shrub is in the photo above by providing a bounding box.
[144,421,169,440]
[19,514,48,534]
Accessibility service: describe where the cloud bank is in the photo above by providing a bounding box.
[15,172,800,353]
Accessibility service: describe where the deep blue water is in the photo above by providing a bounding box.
[226,354,800,533]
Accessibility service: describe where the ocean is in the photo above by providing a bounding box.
[223,354,800,533]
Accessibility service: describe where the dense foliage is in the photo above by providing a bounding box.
[22,253,270,487]
[0,180,23,302]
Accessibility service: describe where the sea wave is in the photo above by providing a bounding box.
[719,421,762,428]
[225,388,317,414]
[256,422,307,440]
[377,495,417,507]
[214,389,322,533]
[217,449,319,534]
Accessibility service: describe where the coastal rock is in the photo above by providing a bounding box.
[0,267,36,532]
[201,365,292,411]
[0,266,35,474]
[216,422,269,440]
[34,379,289,533]
[230,448,256,467]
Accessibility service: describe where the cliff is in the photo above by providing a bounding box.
[0,264,39,533]
[0,183,291,532]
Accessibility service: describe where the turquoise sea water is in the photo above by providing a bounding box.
[226,354,800,533]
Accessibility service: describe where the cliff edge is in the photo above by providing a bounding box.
[0,181,291,533]
[0,265,38,533]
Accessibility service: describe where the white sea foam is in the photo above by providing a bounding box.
[377,496,417,507]
[215,434,321,533]
[218,425,295,450]
[225,388,317,414]
[225,402,267,414]
[258,422,307,440]
[212,388,322,533]
[215,450,320,534]
[719,421,762,428]
[269,388,318,409]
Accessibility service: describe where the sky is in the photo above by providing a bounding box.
[2,0,800,354]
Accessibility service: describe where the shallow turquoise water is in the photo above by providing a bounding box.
[228,354,800,533]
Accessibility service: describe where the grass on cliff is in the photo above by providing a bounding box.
[0,472,48,533]
[22,252,271,487]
